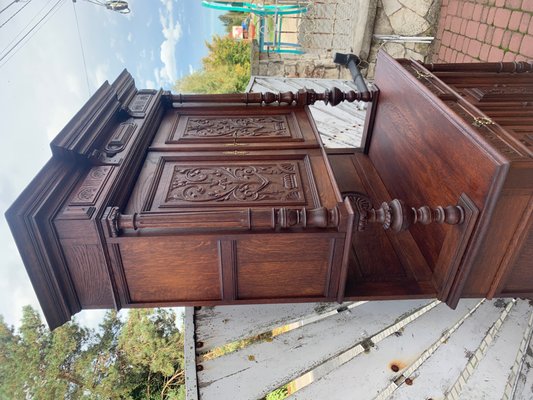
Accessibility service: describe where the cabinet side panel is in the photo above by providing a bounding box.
[462,192,531,296]
[62,242,114,308]
[119,237,221,302]
[499,201,533,297]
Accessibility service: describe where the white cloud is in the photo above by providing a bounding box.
[139,48,146,58]
[0,0,148,330]
[127,32,133,42]
[188,64,195,75]
[0,240,41,329]
[145,79,156,89]
[153,67,162,88]
[76,309,109,330]
[115,52,126,64]
[65,73,84,99]
[156,0,182,87]
[45,107,79,140]
[160,0,172,13]
[93,63,110,88]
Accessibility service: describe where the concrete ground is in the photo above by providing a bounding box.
[431,0,533,62]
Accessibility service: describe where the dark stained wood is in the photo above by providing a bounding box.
[376,52,532,302]
[5,56,533,329]
[164,86,373,107]
[344,194,465,232]
[120,236,221,303]
[236,235,334,299]
[149,107,322,152]
[433,194,479,307]
[421,60,533,74]
[327,149,435,300]
[61,240,114,308]
[360,86,380,154]
[218,240,237,301]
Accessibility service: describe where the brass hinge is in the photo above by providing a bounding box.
[415,70,432,79]
[472,116,495,127]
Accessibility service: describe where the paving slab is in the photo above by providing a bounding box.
[431,0,533,62]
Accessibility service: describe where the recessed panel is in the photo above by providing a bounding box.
[168,112,303,144]
[147,157,320,210]
[176,115,293,141]
[120,237,221,303]
[148,107,323,151]
[236,235,333,299]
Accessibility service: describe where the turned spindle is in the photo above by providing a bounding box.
[163,87,373,108]
[105,206,340,237]
[344,192,464,233]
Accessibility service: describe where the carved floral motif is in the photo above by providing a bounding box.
[130,94,151,112]
[70,166,112,206]
[89,166,111,180]
[183,116,290,138]
[166,163,304,204]
[76,187,98,202]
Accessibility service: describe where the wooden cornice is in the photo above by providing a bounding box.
[50,69,137,162]
[6,70,140,329]
[5,159,83,329]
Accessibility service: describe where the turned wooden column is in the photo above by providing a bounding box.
[421,60,533,73]
[163,87,373,108]
[344,192,464,233]
[104,206,340,237]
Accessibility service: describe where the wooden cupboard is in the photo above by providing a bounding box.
[6,51,532,329]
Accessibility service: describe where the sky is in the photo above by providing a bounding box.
[0,0,226,329]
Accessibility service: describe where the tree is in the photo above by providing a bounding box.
[218,11,246,34]
[176,35,251,94]
[0,307,184,399]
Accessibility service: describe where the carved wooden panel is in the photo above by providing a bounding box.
[147,156,321,211]
[69,166,112,206]
[166,163,304,205]
[167,111,305,144]
[183,116,290,138]
[127,90,155,117]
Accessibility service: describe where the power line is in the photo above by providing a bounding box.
[0,0,54,60]
[0,0,19,16]
[1,0,53,54]
[0,0,65,67]
[0,0,32,29]
[72,1,91,96]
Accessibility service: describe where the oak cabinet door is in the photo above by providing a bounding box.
[149,106,321,152]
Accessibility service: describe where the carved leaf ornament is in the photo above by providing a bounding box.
[184,117,289,138]
[167,163,302,203]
